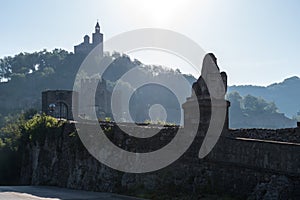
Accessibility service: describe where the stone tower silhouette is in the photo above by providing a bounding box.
[74,21,103,56]
[78,78,111,119]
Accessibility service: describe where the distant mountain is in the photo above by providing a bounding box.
[229,76,300,118]
[227,92,296,129]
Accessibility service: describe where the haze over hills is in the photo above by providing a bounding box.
[171,72,300,123]
[0,49,299,129]
[228,76,300,118]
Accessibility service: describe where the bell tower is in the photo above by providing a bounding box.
[95,21,100,33]
[92,21,103,46]
[92,21,103,57]
[74,21,104,57]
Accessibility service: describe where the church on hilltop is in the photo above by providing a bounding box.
[74,22,103,56]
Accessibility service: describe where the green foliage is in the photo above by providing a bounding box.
[68,131,77,137]
[23,114,63,144]
[0,111,65,185]
[0,49,197,127]
[104,117,112,122]
[0,112,28,185]
[0,113,25,151]
[229,76,300,118]
[24,114,59,131]
[40,67,55,77]
[143,119,177,126]
[0,49,70,80]
[0,138,5,148]
[0,110,48,151]
[0,49,75,119]
[103,126,112,134]
[227,92,295,128]
[227,92,278,115]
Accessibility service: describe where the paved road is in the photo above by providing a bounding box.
[0,186,145,200]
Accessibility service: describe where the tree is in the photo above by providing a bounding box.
[242,94,278,114]
[0,56,13,79]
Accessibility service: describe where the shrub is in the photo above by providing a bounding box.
[22,114,63,144]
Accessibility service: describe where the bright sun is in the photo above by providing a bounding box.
[126,0,191,26]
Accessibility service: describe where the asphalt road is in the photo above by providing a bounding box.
[0,186,145,200]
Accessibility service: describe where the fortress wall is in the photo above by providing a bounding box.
[208,135,300,175]
[228,128,300,143]
[19,122,300,198]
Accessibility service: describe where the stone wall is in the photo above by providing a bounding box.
[20,122,300,199]
[228,128,300,143]
[42,90,78,120]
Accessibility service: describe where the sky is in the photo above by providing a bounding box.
[0,0,300,86]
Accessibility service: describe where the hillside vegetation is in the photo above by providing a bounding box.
[0,49,297,130]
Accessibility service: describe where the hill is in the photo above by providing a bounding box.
[0,49,298,129]
[229,76,300,118]
[227,92,296,129]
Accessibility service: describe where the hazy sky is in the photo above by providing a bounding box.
[1,0,299,86]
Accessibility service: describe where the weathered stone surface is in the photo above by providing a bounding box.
[229,128,300,143]
[248,175,293,200]
[19,123,300,199]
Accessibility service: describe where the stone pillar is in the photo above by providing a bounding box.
[182,53,230,134]
[182,96,230,133]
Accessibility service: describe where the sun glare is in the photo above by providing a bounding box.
[126,0,191,26]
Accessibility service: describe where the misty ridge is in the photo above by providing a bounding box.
[0,49,299,129]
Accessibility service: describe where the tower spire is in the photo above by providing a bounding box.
[95,20,100,33]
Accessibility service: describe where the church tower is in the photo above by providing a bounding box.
[74,21,103,57]
[92,22,103,47]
